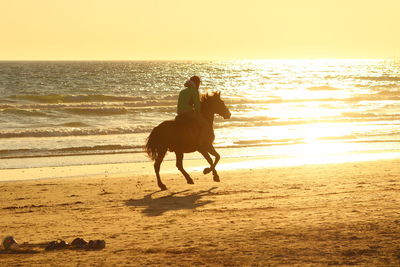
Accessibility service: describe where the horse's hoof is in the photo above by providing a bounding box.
[159,184,168,191]
[203,168,212,174]
[213,176,220,182]
[187,179,194,185]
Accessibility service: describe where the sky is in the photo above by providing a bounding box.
[1,0,399,60]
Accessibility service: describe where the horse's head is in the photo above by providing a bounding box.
[202,91,231,119]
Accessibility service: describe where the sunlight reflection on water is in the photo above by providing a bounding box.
[215,151,400,171]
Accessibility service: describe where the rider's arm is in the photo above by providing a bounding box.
[192,89,201,113]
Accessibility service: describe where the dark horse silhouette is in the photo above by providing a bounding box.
[145,92,231,190]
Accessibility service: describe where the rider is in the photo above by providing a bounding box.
[176,76,209,149]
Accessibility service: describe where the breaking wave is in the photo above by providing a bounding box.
[59,122,91,127]
[0,126,151,138]
[0,145,144,159]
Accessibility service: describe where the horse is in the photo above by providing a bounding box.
[145,91,231,190]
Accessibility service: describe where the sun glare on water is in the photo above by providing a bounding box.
[218,59,400,168]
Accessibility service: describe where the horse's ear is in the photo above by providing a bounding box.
[216,91,221,97]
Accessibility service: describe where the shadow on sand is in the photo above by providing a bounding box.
[125,187,218,216]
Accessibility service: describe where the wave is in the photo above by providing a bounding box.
[0,104,12,109]
[1,108,51,117]
[2,113,398,139]
[2,93,364,107]
[229,136,400,149]
[3,99,176,108]
[223,116,277,123]
[63,107,130,116]
[233,138,303,146]
[160,94,178,100]
[1,100,176,111]
[59,122,91,127]
[316,135,358,141]
[341,112,377,118]
[53,144,139,153]
[357,76,400,82]
[224,96,399,105]
[123,100,175,107]
[1,106,136,117]
[1,104,176,118]
[370,84,400,89]
[0,126,151,138]
[0,145,144,159]
[307,86,341,91]
[218,115,400,129]
[341,112,399,119]
[347,93,400,102]
[375,90,400,96]
[4,91,399,112]
[5,94,146,103]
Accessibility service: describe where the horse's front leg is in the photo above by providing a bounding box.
[207,146,221,182]
[175,152,194,184]
[199,148,220,182]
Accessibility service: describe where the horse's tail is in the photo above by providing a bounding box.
[145,126,160,161]
[145,122,171,161]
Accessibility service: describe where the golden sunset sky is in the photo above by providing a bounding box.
[1,0,399,60]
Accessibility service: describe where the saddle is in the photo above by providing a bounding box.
[169,116,201,152]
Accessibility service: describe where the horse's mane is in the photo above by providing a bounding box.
[200,94,209,102]
[200,92,219,102]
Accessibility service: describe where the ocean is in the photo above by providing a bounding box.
[0,60,399,169]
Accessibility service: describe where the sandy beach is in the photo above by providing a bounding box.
[1,158,399,266]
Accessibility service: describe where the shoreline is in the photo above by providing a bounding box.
[1,148,400,183]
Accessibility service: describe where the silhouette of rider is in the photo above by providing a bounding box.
[175,76,209,149]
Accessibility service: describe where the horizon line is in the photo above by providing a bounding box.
[0,58,397,62]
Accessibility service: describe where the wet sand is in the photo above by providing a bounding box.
[1,158,400,266]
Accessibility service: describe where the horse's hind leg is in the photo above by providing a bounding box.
[175,152,194,185]
[154,148,167,191]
